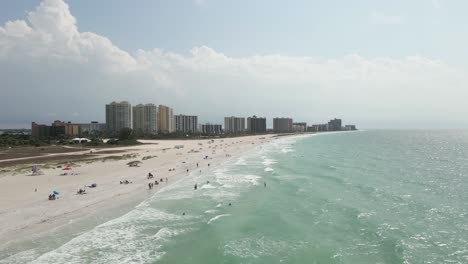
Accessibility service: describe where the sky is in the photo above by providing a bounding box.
[1,0,468,129]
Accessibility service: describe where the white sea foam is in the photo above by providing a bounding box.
[205,209,217,214]
[207,214,231,224]
[200,184,216,189]
[0,248,40,264]
[262,158,277,166]
[281,148,294,153]
[28,207,190,264]
[235,158,247,165]
[264,167,274,172]
[223,236,305,258]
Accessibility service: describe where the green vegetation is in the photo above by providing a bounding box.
[0,133,36,147]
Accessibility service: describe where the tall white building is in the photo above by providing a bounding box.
[133,104,158,135]
[105,101,132,133]
[158,105,175,133]
[224,116,245,133]
[175,115,198,133]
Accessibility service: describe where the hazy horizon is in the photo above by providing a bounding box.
[2,0,468,129]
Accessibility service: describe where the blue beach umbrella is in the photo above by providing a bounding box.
[53,190,60,195]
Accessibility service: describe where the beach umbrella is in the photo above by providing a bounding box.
[53,190,60,195]
[63,167,72,170]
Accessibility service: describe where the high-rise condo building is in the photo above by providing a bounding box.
[133,104,158,135]
[106,101,132,133]
[273,118,293,133]
[200,123,223,134]
[158,105,175,133]
[247,116,267,133]
[328,118,342,131]
[292,122,307,132]
[224,116,245,133]
[175,115,198,133]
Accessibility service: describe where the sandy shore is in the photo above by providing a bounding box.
[0,135,278,249]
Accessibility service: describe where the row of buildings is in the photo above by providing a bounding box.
[31,120,107,139]
[31,101,357,139]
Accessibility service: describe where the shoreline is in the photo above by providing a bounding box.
[0,134,284,258]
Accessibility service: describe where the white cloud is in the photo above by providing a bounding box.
[0,0,467,128]
[369,12,404,25]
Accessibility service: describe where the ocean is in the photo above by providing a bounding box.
[2,130,468,263]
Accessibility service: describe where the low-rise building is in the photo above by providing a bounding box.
[200,124,223,134]
[79,121,107,134]
[292,122,307,132]
[31,121,66,139]
[307,124,328,132]
[344,125,357,131]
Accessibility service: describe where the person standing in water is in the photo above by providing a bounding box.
[194,184,198,190]
[264,182,267,188]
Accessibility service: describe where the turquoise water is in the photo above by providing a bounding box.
[2,130,468,263]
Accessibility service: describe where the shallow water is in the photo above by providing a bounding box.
[2,130,468,263]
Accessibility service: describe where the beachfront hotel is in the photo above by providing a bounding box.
[105,101,132,133]
[200,123,223,134]
[247,116,267,133]
[175,115,198,133]
[158,105,175,133]
[224,116,245,134]
[132,104,158,135]
[78,121,106,134]
[273,118,293,133]
[292,122,307,132]
[328,118,342,131]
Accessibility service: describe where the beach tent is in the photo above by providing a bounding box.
[63,167,72,171]
[53,190,60,195]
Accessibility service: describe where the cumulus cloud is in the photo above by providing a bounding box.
[1,0,467,128]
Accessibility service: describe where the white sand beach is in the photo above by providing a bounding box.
[0,135,278,248]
